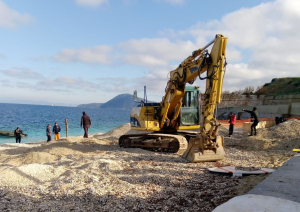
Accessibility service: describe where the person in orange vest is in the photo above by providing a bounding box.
[228,112,236,137]
[52,122,61,140]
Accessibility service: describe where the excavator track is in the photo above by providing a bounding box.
[119,133,189,155]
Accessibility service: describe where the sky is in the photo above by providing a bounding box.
[0,0,299,106]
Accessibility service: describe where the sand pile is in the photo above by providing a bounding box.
[93,123,131,139]
[225,119,300,151]
[5,152,58,166]
[0,122,297,211]
[257,119,300,140]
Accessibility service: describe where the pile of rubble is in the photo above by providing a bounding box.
[226,119,300,151]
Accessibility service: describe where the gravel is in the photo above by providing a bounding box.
[0,121,298,211]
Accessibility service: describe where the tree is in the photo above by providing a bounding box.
[243,86,254,94]
[222,90,230,94]
[255,85,263,93]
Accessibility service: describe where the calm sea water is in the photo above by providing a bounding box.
[0,103,130,144]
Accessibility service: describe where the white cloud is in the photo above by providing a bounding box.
[53,46,113,64]
[37,77,101,90]
[53,0,300,100]
[120,0,300,96]
[119,38,197,66]
[0,68,45,79]
[180,0,299,50]
[168,0,300,92]
[226,48,242,62]
[0,79,13,88]
[75,0,108,7]
[0,1,33,28]
[157,0,187,4]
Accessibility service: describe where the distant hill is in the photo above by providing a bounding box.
[77,103,103,108]
[256,77,300,95]
[100,94,146,109]
[77,93,155,109]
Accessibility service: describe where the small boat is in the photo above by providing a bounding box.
[0,130,27,137]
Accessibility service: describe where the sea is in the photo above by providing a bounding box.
[0,103,130,144]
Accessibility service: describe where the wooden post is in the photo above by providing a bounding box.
[65,119,68,137]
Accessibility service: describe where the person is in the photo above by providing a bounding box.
[242,107,259,136]
[46,124,51,142]
[228,112,236,137]
[14,127,25,143]
[52,122,61,140]
[81,111,91,138]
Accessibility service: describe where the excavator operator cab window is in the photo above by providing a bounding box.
[180,88,199,126]
[182,91,198,107]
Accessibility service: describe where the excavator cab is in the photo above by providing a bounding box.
[179,87,200,128]
[130,86,200,131]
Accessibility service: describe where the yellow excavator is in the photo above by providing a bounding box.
[119,34,227,162]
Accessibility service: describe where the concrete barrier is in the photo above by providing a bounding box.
[291,103,300,116]
[243,120,276,133]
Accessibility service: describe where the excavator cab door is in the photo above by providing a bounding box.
[179,87,200,126]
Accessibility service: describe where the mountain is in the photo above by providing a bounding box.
[256,77,300,95]
[76,93,154,109]
[77,103,104,108]
[100,94,146,109]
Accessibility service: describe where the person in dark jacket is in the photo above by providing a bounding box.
[228,112,236,137]
[53,122,61,140]
[242,107,259,136]
[14,127,25,143]
[46,124,51,142]
[81,111,91,138]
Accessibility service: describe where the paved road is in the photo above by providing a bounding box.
[248,153,300,203]
[213,153,300,211]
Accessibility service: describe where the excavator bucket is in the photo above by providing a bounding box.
[182,136,225,162]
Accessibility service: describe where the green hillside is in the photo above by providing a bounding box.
[256,77,300,95]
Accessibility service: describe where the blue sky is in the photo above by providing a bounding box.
[0,0,299,106]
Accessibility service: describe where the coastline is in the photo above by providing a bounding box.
[0,122,298,211]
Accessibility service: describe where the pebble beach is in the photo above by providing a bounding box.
[0,120,299,211]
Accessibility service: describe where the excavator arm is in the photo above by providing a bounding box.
[159,34,227,162]
[160,34,227,130]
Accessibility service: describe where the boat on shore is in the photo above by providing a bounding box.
[0,130,27,137]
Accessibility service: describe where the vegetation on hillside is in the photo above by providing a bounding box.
[256,77,300,95]
[223,77,300,96]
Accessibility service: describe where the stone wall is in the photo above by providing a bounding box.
[213,94,300,120]
[218,94,300,108]
[216,103,300,120]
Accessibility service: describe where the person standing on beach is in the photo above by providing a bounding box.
[52,122,61,140]
[242,107,259,136]
[14,127,25,143]
[46,124,52,142]
[81,111,91,138]
[228,112,236,137]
